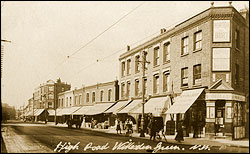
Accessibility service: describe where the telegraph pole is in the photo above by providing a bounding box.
[140,50,149,137]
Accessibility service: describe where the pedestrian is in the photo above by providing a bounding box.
[150,119,157,141]
[192,121,198,138]
[115,118,122,134]
[175,121,184,142]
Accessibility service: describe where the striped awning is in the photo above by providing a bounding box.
[104,100,132,114]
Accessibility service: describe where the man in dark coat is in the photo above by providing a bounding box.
[175,121,184,142]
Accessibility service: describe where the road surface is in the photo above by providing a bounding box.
[1,121,247,153]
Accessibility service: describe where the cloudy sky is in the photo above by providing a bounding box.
[1,1,249,108]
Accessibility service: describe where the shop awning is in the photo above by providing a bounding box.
[34,109,45,116]
[56,107,81,116]
[117,99,142,114]
[83,102,115,115]
[165,88,205,114]
[104,100,132,114]
[72,105,94,115]
[129,96,172,116]
[25,110,33,116]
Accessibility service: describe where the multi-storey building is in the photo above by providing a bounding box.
[119,3,249,139]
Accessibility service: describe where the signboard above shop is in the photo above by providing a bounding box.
[213,20,230,42]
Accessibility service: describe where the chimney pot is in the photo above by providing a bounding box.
[127,45,130,51]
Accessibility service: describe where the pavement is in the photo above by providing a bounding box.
[43,121,249,149]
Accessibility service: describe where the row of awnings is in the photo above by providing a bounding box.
[24,109,46,117]
[25,88,205,117]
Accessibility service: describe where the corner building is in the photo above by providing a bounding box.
[119,5,249,140]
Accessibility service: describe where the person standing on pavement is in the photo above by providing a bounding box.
[175,121,184,142]
[150,119,157,141]
[115,118,122,134]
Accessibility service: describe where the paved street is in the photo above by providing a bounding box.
[1,121,249,153]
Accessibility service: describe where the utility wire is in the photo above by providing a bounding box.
[45,2,146,80]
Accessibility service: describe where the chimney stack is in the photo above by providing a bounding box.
[127,45,130,51]
[160,28,166,34]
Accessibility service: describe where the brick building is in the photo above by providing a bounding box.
[119,4,249,139]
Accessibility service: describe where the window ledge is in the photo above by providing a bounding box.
[181,86,189,90]
[193,49,202,53]
[192,84,202,88]
[163,60,170,65]
[153,65,160,68]
[181,53,189,57]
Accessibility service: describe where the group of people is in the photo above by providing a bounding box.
[115,118,133,135]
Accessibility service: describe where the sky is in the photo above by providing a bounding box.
[1,1,249,109]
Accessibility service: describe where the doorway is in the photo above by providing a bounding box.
[215,100,226,136]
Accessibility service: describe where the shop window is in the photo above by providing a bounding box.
[193,64,201,85]
[135,79,140,96]
[233,102,244,126]
[92,92,95,103]
[181,67,188,87]
[194,31,202,51]
[153,74,159,94]
[127,59,131,75]
[135,55,140,73]
[163,71,170,92]
[181,36,189,55]
[154,46,160,66]
[212,48,230,71]
[108,89,112,101]
[121,61,125,77]
[163,42,170,63]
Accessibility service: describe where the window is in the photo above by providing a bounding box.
[181,36,189,55]
[79,95,82,105]
[48,102,53,108]
[153,75,159,94]
[69,97,72,107]
[154,46,160,66]
[135,79,139,96]
[163,72,170,92]
[92,92,96,103]
[100,91,104,102]
[86,93,89,103]
[181,67,188,87]
[126,81,130,97]
[108,89,112,101]
[235,29,240,50]
[49,86,54,92]
[233,102,244,126]
[193,64,201,85]
[66,97,68,107]
[127,59,131,75]
[121,83,125,98]
[194,31,202,51]
[62,87,64,92]
[235,63,240,85]
[58,99,61,107]
[144,51,148,69]
[75,95,78,105]
[121,61,125,77]
[62,98,64,107]
[48,94,54,99]
[163,42,170,63]
[144,78,147,95]
[135,55,140,73]
[212,48,230,71]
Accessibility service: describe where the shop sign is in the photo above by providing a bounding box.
[206,93,245,101]
[213,20,230,42]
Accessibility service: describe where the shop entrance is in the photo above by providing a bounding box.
[215,100,226,136]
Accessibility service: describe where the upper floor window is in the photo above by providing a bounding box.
[121,61,125,77]
[121,83,125,98]
[181,36,189,55]
[66,97,69,107]
[48,86,54,92]
[135,79,140,96]
[127,59,131,75]
[108,89,112,101]
[153,74,159,94]
[79,95,82,105]
[194,31,202,51]
[181,67,188,87]
[235,63,240,85]
[144,51,149,69]
[163,42,170,63]
[212,48,230,71]
[92,92,96,103]
[69,97,72,107]
[154,46,160,66]
[163,71,170,92]
[126,81,130,98]
[86,93,89,103]
[135,55,140,73]
[62,98,64,107]
[193,64,201,85]
[75,95,78,105]
[235,29,240,50]
[100,91,104,102]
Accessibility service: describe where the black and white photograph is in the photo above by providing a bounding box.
[1,1,249,153]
